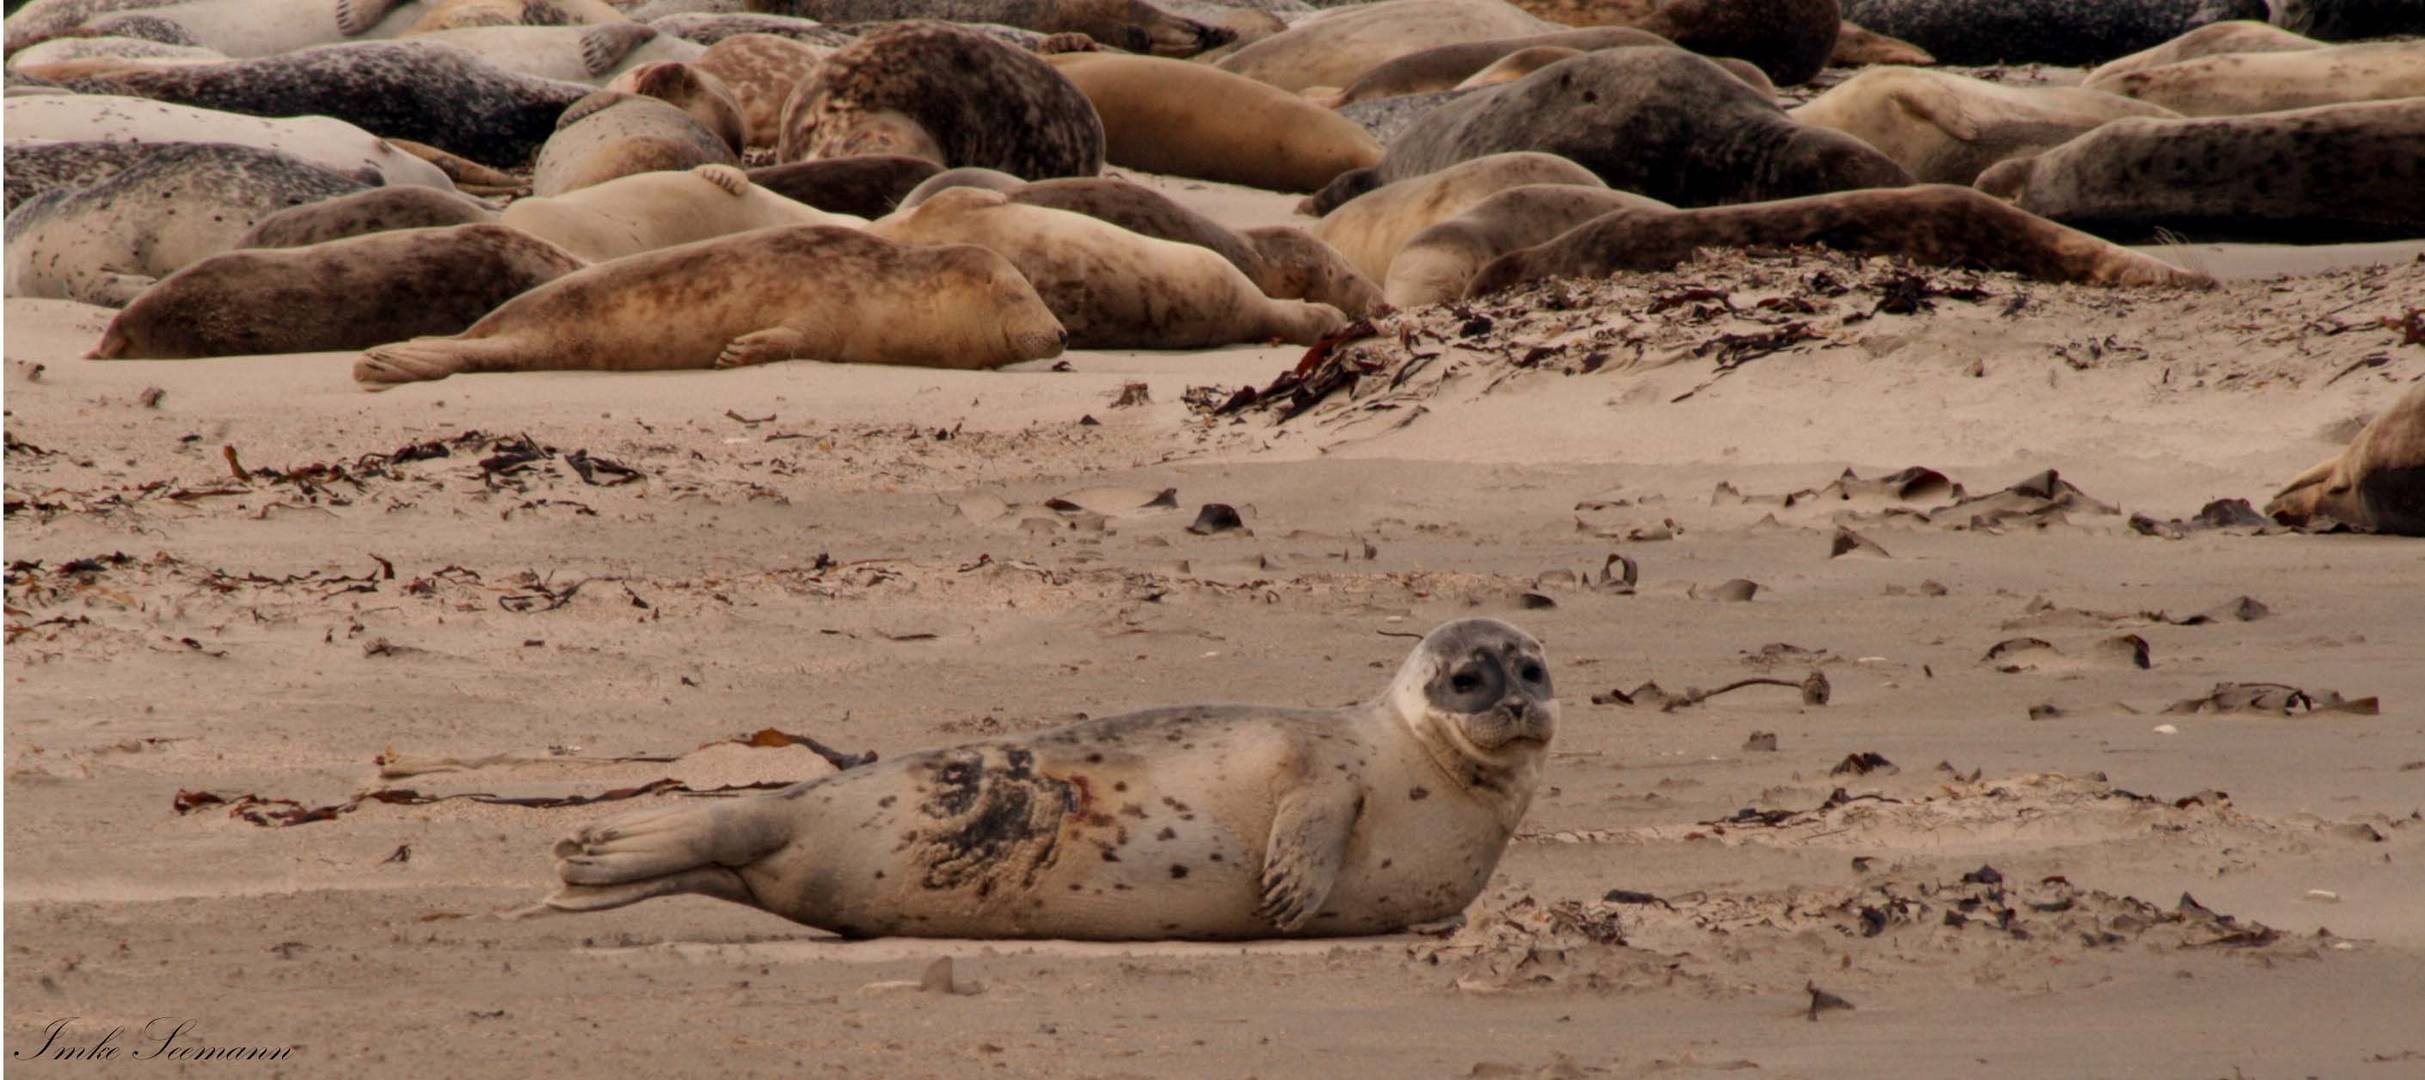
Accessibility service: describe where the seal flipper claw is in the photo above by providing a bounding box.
[1255,784,1361,932]
[694,163,749,197]
[714,327,811,369]
[538,799,798,913]
[581,24,659,78]
[336,0,406,37]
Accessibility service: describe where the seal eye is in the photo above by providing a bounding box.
[1520,663,1544,683]
[1450,672,1480,694]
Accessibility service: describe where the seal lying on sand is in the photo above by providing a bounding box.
[1462,185,2214,297]
[2266,383,2425,536]
[88,224,585,359]
[354,225,1066,388]
[1384,184,1669,307]
[761,0,1232,55]
[1972,98,2425,242]
[2,94,456,189]
[1308,152,1608,285]
[746,156,943,217]
[531,89,739,196]
[2082,20,2322,84]
[236,186,500,248]
[1838,0,2270,67]
[870,187,1348,348]
[2084,41,2425,117]
[1045,52,1381,193]
[1215,0,1556,93]
[777,20,1104,179]
[503,162,863,261]
[1306,48,1910,215]
[1790,67,2179,184]
[524,618,1557,940]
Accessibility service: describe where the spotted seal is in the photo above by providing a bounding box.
[2084,40,2425,117]
[751,0,1233,56]
[502,162,862,261]
[2,93,456,189]
[691,32,827,148]
[235,186,500,248]
[531,89,740,196]
[776,20,1103,179]
[401,23,704,82]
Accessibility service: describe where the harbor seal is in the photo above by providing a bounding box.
[1044,52,1381,193]
[502,162,863,261]
[1215,0,1556,93]
[2266,383,2425,536]
[645,12,855,47]
[1310,27,1666,107]
[88,223,585,359]
[4,34,229,70]
[1384,184,1670,307]
[2273,0,2425,42]
[525,617,1556,940]
[692,32,827,148]
[1837,0,2269,67]
[43,41,595,167]
[2083,41,2425,117]
[777,21,1103,179]
[1619,0,1839,86]
[51,0,411,58]
[870,187,1348,348]
[1972,98,2425,242]
[602,59,747,151]
[746,155,942,216]
[406,0,634,31]
[354,224,1067,388]
[1307,49,1911,215]
[1463,185,2214,296]
[402,23,704,82]
[4,142,374,306]
[236,186,500,248]
[2,94,456,189]
[2082,20,2322,84]
[749,0,1234,56]
[1790,67,2180,185]
[1308,152,1607,283]
[531,89,740,196]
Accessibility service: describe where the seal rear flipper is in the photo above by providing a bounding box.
[1255,782,1362,933]
[540,798,799,913]
[336,0,407,37]
[519,866,757,916]
[713,326,812,369]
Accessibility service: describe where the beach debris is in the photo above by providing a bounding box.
[1830,752,1895,777]
[1109,381,1152,408]
[1691,579,1760,602]
[1593,672,1827,711]
[1805,982,1855,1020]
[2128,498,2281,538]
[1982,634,2150,672]
[1187,503,1244,534]
[1743,731,1779,752]
[2160,683,2379,717]
[1829,525,1889,558]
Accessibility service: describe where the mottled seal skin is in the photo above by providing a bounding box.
[1308,48,1911,215]
[526,618,1556,940]
[1308,151,1607,283]
[1626,0,1839,86]
[1314,27,1667,106]
[2274,0,2425,42]
[870,188,1348,348]
[50,41,594,167]
[5,143,374,307]
[4,140,206,212]
[4,34,229,70]
[1972,98,2425,243]
[403,23,704,83]
[406,0,634,32]
[47,0,410,58]
[88,223,584,359]
[2083,20,2322,85]
[531,89,740,196]
[1465,185,2213,297]
[602,60,746,151]
[1838,0,2269,66]
[2267,384,2425,536]
[1045,52,1381,193]
[647,12,855,47]
[1215,0,1556,93]
[3,0,186,54]
[2085,41,2425,118]
[355,224,1067,388]
[692,32,827,148]
[1790,68,2180,185]
[237,186,500,248]
[751,0,1234,56]
[746,155,943,216]
[502,162,862,261]
[777,21,1104,180]
[4,94,456,189]
[1385,184,1669,307]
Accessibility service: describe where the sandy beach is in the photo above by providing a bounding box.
[6,169,2423,1076]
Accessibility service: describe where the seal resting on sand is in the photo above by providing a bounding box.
[775,20,1104,179]
[2267,383,2425,536]
[523,618,1557,940]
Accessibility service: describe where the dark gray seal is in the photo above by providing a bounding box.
[236,186,500,248]
[1972,98,2425,243]
[745,155,944,216]
[1839,0,2269,66]
[751,0,1233,56]
[1308,47,1911,214]
[2273,0,2425,41]
[89,223,586,359]
[777,20,1103,179]
[49,40,593,167]
[1630,0,1840,86]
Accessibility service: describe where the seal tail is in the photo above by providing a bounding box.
[516,799,796,917]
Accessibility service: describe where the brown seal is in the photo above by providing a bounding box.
[521,618,1558,941]
[691,32,829,149]
[1311,27,1670,106]
[354,224,1068,388]
[1215,0,1558,93]
[530,88,739,196]
[744,156,944,217]
[2266,383,2425,536]
[775,20,1103,179]
[2083,20,2322,84]
[1044,52,1381,193]
[869,187,1348,348]
[2083,40,2425,117]
[1383,184,1669,307]
[88,223,585,359]
[1828,19,1935,65]
[1790,67,2178,184]
[1307,151,1608,284]
[1464,185,2215,297]
[748,0,1233,56]
[602,60,746,153]
[1494,0,1841,83]
[235,187,500,249]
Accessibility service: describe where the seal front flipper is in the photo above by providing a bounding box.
[538,799,798,914]
[335,0,407,36]
[1255,781,1363,932]
[75,270,159,309]
[713,326,812,369]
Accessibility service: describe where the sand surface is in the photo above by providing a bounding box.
[6,172,2424,1077]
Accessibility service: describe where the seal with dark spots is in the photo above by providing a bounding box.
[691,32,827,148]
[522,618,1558,940]
[1971,98,2425,243]
[1462,185,2213,298]
[1307,151,1607,284]
[401,23,704,83]
[776,21,1102,178]
[352,224,1067,388]
[2083,40,2425,118]
[745,155,943,217]
[1384,184,1670,307]
[750,0,1233,57]
[501,162,863,261]
[870,187,1348,348]
[1044,51,1381,193]
[1305,47,1911,215]
[4,142,375,307]
[87,223,584,359]
[46,40,595,167]
[1319,27,1668,107]
[531,88,739,196]
[3,94,456,189]
[47,0,410,58]
[1838,0,2269,67]
[644,12,856,47]
[236,186,500,248]
[602,59,746,152]
[2082,20,2322,85]
[1790,67,2179,184]
[2267,383,2425,536]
